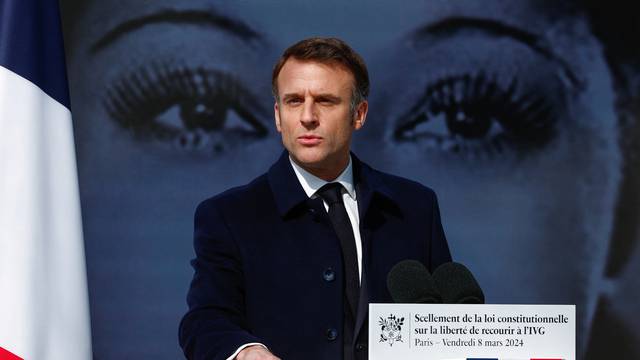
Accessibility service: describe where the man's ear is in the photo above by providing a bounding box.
[353,100,368,130]
[274,101,282,133]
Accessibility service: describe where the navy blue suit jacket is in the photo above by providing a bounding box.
[179,151,452,359]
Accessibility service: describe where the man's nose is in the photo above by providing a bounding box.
[300,100,318,128]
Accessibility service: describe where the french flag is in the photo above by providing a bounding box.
[0,0,91,359]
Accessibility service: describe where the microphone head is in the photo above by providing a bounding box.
[432,262,485,304]
[387,260,442,303]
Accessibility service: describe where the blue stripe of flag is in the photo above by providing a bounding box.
[0,0,70,108]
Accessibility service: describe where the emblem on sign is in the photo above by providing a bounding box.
[378,314,404,346]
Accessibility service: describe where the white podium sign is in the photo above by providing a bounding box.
[369,304,575,360]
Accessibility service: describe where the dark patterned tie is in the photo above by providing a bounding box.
[317,182,360,318]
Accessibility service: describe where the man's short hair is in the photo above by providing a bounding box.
[272,37,370,111]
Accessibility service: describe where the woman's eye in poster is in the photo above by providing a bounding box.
[103,62,269,154]
[393,72,559,157]
[385,17,581,162]
[77,6,275,158]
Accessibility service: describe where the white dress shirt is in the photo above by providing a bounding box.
[227,156,362,359]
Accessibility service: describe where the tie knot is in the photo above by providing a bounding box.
[317,183,344,205]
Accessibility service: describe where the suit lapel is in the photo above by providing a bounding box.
[351,154,384,345]
[352,226,371,346]
[267,150,310,218]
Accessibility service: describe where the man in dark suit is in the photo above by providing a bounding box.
[179,37,452,360]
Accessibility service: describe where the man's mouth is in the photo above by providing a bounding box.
[297,135,323,146]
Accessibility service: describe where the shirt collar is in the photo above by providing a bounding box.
[289,156,357,201]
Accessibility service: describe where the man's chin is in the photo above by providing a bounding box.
[291,155,326,170]
[288,148,327,165]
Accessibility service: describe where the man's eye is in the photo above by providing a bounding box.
[316,98,336,105]
[285,98,303,105]
[104,62,268,155]
[393,73,558,158]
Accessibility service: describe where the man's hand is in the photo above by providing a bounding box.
[236,345,281,360]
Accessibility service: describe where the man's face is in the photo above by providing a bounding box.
[274,58,366,177]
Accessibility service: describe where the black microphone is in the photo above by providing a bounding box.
[432,262,484,304]
[386,260,442,303]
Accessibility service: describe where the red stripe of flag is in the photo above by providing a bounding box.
[0,347,23,360]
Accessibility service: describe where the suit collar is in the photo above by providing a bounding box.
[267,150,397,218]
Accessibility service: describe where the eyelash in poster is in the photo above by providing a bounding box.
[104,61,269,154]
[393,72,558,159]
